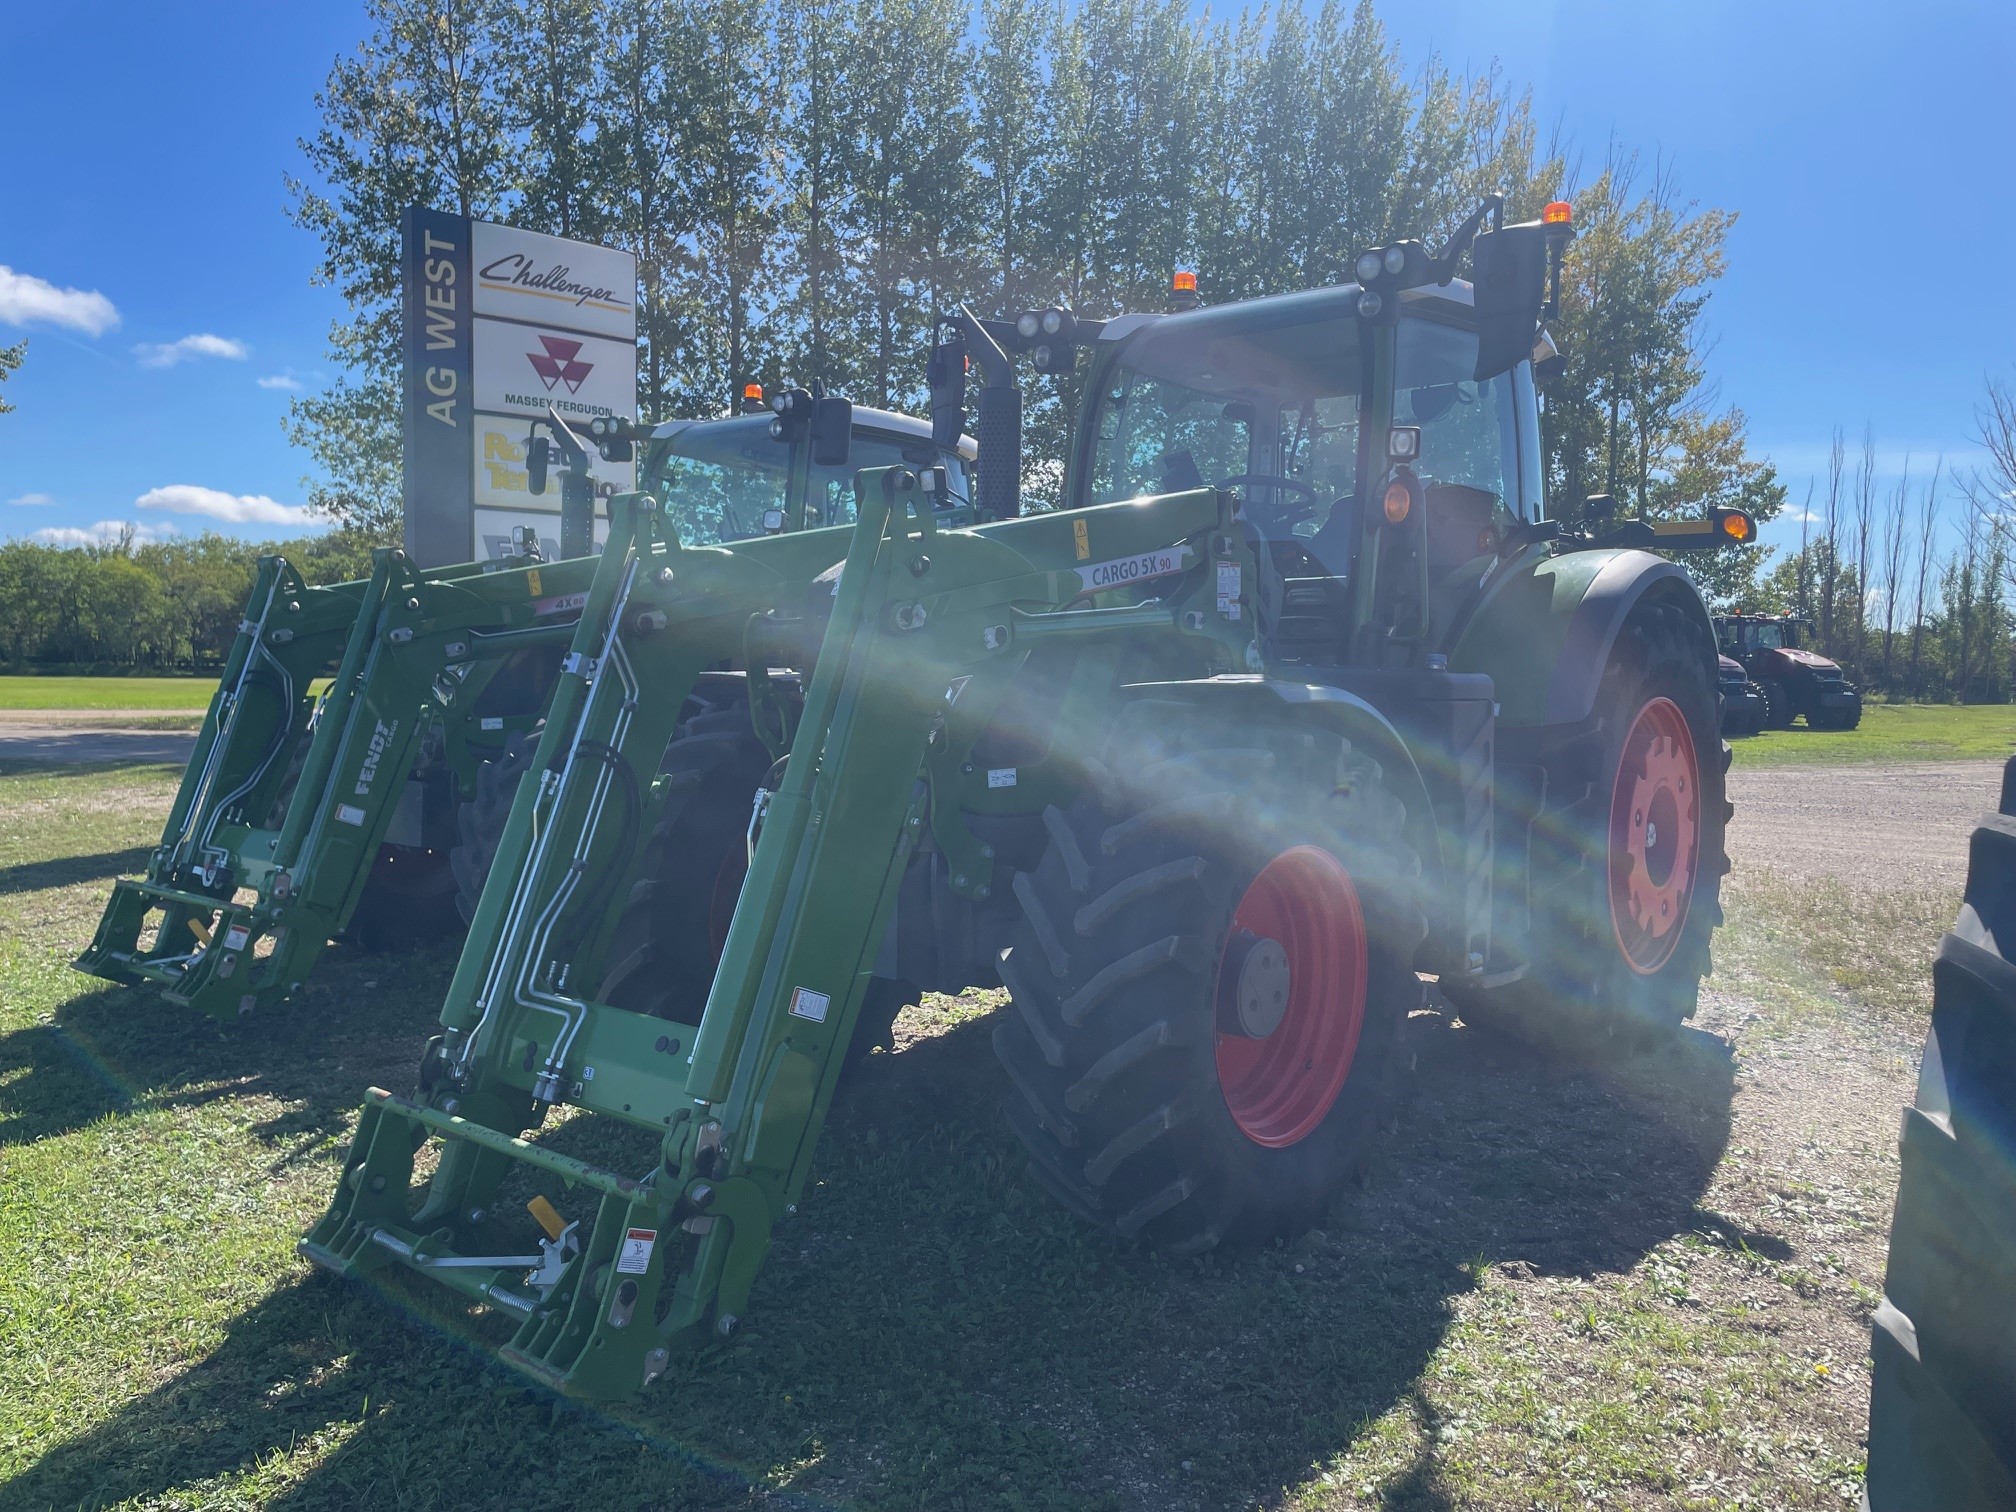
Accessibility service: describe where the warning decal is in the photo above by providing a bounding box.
[615,1226,656,1275]
[788,986,831,1023]
[335,804,366,827]
[223,925,251,952]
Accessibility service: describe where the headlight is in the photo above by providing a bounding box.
[1354,250,1384,284]
[1383,245,1406,275]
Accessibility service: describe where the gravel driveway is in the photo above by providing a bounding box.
[0,711,200,766]
[1726,758,2005,893]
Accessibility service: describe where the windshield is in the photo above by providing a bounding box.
[1088,310,1519,572]
[647,416,968,545]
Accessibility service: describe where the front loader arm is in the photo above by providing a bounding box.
[304,470,1253,1398]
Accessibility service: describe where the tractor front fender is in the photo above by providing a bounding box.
[1451,547,1716,730]
[1123,675,1445,923]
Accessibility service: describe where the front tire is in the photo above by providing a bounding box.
[994,711,1426,1255]
[1448,603,1728,1051]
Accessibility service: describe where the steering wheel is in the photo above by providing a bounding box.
[1216,473,1319,527]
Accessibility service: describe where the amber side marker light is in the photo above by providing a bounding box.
[1383,481,1412,524]
[1719,509,1756,543]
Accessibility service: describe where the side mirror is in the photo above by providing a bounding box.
[1471,222,1549,381]
[526,435,550,497]
[928,337,968,453]
[810,396,852,468]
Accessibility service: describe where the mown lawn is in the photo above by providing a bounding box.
[0,760,1938,1510]
[0,676,221,711]
[1728,700,2016,767]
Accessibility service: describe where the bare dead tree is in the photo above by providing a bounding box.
[1907,461,1941,699]
[1819,429,1845,653]
[1878,456,1911,690]
[1851,428,1878,678]
[1961,373,2016,612]
[1795,480,1813,617]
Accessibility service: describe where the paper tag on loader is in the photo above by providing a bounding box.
[335,804,366,827]
[788,986,831,1022]
[615,1227,656,1275]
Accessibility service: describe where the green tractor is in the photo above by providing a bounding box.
[75,396,971,1020]
[304,196,1756,1398]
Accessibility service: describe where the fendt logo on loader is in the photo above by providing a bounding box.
[354,719,400,798]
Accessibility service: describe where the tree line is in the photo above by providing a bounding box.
[289,0,1784,554]
[0,530,378,671]
[1750,387,2016,705]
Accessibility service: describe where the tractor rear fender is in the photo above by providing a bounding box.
[1450,547,1716,730]
[1119,675,1449,944]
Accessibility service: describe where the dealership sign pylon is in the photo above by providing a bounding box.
[401,206,639,566]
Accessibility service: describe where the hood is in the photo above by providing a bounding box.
[1718,655,1747,677]
[1769,648,1842,672]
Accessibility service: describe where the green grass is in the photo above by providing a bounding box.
[0,675,219,711]
[0,762,1924,1510]
[1730,700,2016,766]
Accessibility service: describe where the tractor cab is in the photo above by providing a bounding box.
[1074,282,1541,663]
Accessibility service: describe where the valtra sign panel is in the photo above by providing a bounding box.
[401,206,638,566]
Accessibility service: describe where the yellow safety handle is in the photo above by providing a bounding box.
[527,1195,566,1241]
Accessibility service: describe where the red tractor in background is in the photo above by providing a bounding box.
[1714,613,1863,731]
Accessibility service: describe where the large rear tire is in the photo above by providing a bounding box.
[1757,677,1793,730]
[448,727,543,926]
[1448,603,1728,1052]
[593,686,917,1060]
[994,710,1426,1255]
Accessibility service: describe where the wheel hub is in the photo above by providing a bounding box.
[1608,696,1701,976]
[1218,929,1293,1038]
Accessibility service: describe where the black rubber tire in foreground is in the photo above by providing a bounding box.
[593,688,919,1058]
[1864,755,2016,1510]
[994,710,1426,1255]
[346,847,461,953]
[1447,603,1729,1053]
[449,727,542,925]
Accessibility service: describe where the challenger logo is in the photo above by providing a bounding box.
[478,253,631,313]
[354,718,399,798]
[527,335,593,394]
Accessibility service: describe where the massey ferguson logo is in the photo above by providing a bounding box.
[355,718,398,798]
[528,335,593,394]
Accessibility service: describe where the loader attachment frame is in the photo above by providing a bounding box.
[75,544,594,1018]
[303,469,1253,1397]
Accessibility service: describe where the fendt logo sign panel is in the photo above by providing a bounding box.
[402,207,637,566]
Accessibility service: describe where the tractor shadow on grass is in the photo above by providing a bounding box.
[10,993,1739,1512]
[0,943,456,1156]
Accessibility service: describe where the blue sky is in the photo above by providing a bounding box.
[2,0,2011,557]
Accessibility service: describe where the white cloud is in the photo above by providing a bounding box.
[7,492,54,506]
[256,373,303,391]
[136,483,323,530]
[0,266,120,336]
[33,520,179,547]
[135,333,248,368]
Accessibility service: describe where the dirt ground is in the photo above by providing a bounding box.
[0,709,200,765]
[1726,757,2002,892]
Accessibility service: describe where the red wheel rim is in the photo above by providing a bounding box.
[1213,846,1368,1148]
[1608,696,1700,975]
